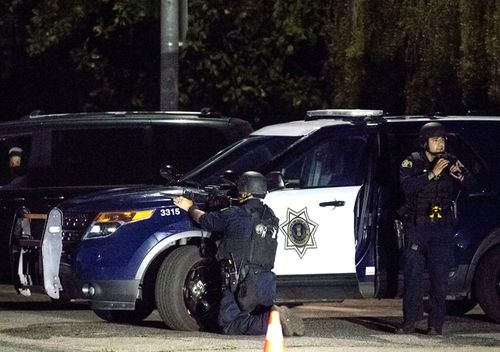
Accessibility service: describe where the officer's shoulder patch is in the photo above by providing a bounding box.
[401,159,413,168]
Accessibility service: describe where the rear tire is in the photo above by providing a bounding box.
[155,245,220,331]
[474,246,500,323]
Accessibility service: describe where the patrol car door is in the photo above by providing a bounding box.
[265,128,373,299]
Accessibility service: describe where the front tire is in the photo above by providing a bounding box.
[155,245,220,331]
[474,246,500,323]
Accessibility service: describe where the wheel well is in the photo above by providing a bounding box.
[478,244,500,262]
[461,228,500,299]
[139,237,217,306]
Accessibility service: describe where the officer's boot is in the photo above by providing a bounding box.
[395,323,417,334]
[272,305,305,337]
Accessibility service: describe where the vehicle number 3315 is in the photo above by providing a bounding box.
[160,208,181,216]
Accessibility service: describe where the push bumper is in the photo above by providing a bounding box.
[41,208,64,299]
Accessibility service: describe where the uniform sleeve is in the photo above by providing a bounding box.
[198,208,231,232]
[399,155,430,194]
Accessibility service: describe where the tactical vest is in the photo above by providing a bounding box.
[408,152,456,218]
[217,204,278,270]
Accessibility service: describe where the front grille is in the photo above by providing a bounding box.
[62,212,96,242]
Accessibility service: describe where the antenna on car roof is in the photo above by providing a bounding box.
[200,107,222,117]
[19,110,45,120]
[27,110,45,118]
[30,110,44,116]
[424,112,447,120]
[305,109,385,123]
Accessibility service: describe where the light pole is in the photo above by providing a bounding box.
[160,0,178,111]
[160,0,188,111]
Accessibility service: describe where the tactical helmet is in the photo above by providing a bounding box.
[237,171,267,198]
[8,147,23,157]
[419,122,447,147]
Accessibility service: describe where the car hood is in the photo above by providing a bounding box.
[57,185,188,212]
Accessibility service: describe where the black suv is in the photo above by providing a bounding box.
[0,111,252,283]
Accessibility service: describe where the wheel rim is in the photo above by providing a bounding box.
[183,258,221,322]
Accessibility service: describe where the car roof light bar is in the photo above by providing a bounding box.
[305,109,385,124]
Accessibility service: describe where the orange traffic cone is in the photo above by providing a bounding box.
[263,309,284,352]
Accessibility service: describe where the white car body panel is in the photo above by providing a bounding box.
[265,186,361,275]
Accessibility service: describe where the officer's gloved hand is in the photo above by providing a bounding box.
[449,162,464,181]
[431,158,449,178]
[173,196,193,212]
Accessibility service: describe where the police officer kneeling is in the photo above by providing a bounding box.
[174,171,305,336]
[397,122,473,336]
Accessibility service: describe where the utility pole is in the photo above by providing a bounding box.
[160,0,179,111]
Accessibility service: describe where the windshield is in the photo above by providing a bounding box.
[181,135,300,186]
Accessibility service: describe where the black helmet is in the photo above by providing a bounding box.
[419,122,447,147]
[8,147,23,157]
[237,171,267,198]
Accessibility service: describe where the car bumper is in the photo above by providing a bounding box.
[80,279,141,310]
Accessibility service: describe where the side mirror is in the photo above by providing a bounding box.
[266,171,285,191]
[160,165,180,183]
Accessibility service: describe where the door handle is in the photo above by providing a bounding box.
[319,200,345,207]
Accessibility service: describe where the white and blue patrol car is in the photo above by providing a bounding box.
[11,110,500,330]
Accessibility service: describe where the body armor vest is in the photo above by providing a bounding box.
[217,203,278,270]
[408,152,456,218]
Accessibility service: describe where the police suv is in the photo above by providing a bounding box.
[23,110,500,330]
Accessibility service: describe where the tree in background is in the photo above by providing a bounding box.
[0,0,160,117]
[180,0,330,124]
[0,0,499,124]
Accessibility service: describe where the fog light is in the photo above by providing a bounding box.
[81,283,95,297]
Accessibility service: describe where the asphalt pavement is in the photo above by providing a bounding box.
[0,285,498,352]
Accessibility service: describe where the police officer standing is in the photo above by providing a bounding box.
[173,171,305,336]
[397,122,471,336]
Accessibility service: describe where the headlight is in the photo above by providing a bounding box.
[84,210,155,239]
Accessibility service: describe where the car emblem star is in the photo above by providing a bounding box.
[279,207,318,259]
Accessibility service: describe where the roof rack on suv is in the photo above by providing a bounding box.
[305,109,386,124]
[21,110,223,121]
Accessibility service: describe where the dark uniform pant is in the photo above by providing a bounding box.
[218,270,275,335]
[403,222,454,330]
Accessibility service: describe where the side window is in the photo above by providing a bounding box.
[0,135,31,188]
[47,128,151,186]
[456,123,500,176]
[152,124,228,177]
[446,134,484,180]
[278,136,368,188]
